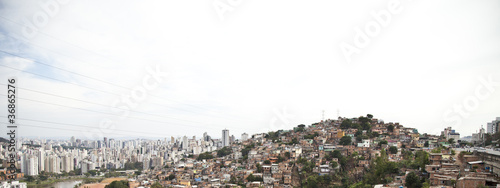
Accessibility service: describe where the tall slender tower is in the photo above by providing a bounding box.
[38,149,44,172]
[222,129,230,147]
[182,136,188,150]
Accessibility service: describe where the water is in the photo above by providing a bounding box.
[28,180,82,188]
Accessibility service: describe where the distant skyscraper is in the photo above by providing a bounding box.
[70,136,76,146]
[203,132,208,141]
[62,155,72,172]
[242,133,248,141]
[230,135,235,144]
[104,137,108,148]
[222,129,230,147]
[203,132,211,141]
[27,155,38,176]
[182,136,188,150]
[48,155,60,173]
[76,139,81,146]
[38,149,44,172]
[109,139,115,148]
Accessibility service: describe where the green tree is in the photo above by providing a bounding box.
[405,172,422,188]
[291,137,299,145]
[264,160,271,164]
[25,175,35,182]
[197,152,214,161]
[431,147,441,153]
[246,174,263,182]
[371,131,379,138]
[448,138,455,145]
[105,180,129,188]
[330,161,338,169]
[296,124,306,132]
[351,123,361,130]
[134,171,141,176]
[217,147,232,157]
[422,181,430,188]
[284,152,291,159]
[277,156,285,163]
[332,150,342,159]
[358,116,371,124]
[413,150,430,171]
[387,125,394,132]
[339,136,352,145]
[306,175,318,188]
[389,146,398,154]
[39,174,48,181]
[241,144,255,157]
[424,141,429,147]
[166,174,175,180]
[363,149,400,185]
[306,132,319,139]
[88,170,98,176]
[340,119,352,129]
[256,163,263,173]
[151,182,163,188]
[378,140,388,147]
[367,114,373,118]
[361,122,371,130]
[350,182,372,188]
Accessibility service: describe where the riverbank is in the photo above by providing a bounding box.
[79,177,127,188]
[26,179,82,188]
[24,177,103,188]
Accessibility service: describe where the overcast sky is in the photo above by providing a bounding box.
[0,0,499,140]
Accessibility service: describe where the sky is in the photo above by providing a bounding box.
[0,0,499,140]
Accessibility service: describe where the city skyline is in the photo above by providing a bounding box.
[0,1,499,140]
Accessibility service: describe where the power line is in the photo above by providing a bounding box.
[0,83,214,125]
[0,116,166,137]
[0,63,261,133]
[0,17,264,131]
[0,49,128,90]
[0,50,252,124]
[0,17,217,115]
[0,93,252,132]
[0,63,120,96]
[0,121,147,137]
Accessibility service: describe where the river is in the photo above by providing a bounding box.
[27,180,82,188]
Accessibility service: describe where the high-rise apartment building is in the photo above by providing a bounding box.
[241,133,248,141]
[182,136,188,150]
[222,129,230,147]
[487,117,500,134]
